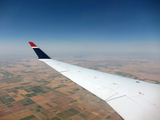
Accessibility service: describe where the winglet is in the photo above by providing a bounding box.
[29,42,51,59]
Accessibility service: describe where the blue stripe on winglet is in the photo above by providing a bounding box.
[33,48,51,59]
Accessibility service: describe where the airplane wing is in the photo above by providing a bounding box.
[29,42,160,120]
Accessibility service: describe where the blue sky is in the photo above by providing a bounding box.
[0,0,159,57]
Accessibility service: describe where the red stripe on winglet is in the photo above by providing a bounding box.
[29,42,37,47]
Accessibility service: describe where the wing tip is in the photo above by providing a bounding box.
[29,42,51,59]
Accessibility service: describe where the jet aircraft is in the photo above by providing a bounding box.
[29,42,160,120]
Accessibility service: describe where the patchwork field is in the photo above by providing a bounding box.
[0,55,159,120]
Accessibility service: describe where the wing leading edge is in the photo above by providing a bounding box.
[29,42,160,120]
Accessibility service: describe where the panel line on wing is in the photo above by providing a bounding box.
[106,95,126,102]
[60,70,70,73]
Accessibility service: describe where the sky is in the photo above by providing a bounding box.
[0,0,160,57]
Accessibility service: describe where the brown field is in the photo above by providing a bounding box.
[0,54,159,120]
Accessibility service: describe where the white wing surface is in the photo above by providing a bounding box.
[29,42,160,120]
